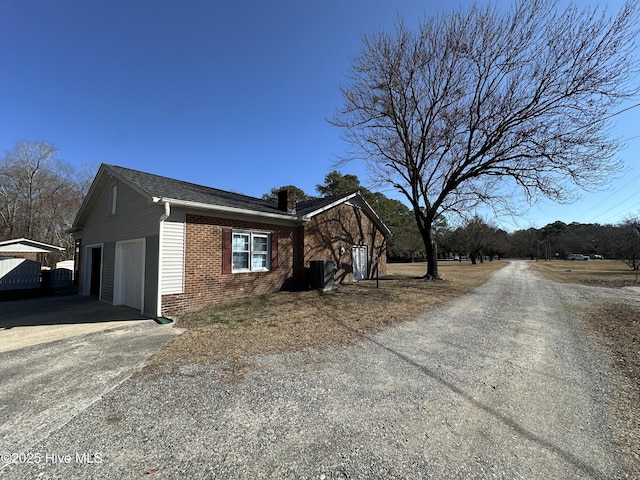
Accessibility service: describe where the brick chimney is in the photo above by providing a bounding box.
[277,189,296,214]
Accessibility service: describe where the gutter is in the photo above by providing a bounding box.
[152,197,300,222]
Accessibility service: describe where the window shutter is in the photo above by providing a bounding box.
[271,232,278,270]
[222,228,232,274]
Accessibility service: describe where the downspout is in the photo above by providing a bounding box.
[156,202,173,323]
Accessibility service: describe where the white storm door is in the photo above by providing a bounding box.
[352,246,368,281]
[115,239,145,311]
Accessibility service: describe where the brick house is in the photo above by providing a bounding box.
[70,164,391,318]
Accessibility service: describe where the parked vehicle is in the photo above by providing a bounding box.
[567,254,589,261]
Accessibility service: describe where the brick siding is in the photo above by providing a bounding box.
[161,205,387,317]
[1,252,39,261]
[303,203,387,284]
[161,214,297,316]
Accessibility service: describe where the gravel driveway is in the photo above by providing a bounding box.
[3,261,638,479]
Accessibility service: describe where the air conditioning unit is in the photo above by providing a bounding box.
[309,260,335,291]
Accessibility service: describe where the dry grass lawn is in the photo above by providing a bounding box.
[585,302,640,474]
[143,260,506,377]
[529,259,640,287]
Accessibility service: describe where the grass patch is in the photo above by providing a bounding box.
[529,259,639,287]
[533,259,640,474]
[583,303,640,476]
[143,260,506,376]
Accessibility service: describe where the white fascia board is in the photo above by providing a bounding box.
[154,197,301,223]
[0,238,65,252]
[356,196,393,237]
[301,192,359,221]
[0,245,50,253]
[302,192,393,237]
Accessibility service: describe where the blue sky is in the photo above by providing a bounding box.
[1,0,638,232]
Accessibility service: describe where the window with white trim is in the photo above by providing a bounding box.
[232,232,270,272]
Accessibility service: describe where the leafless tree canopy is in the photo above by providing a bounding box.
[0,141,91,264]
[619,216,640,270]
[332,0,639,277]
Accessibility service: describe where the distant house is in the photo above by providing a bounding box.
[0,238,66,291]
[70,164,391,318]
[0,238,65,262]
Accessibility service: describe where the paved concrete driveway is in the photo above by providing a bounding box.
[1,295,162,352]
[0,295,182,457]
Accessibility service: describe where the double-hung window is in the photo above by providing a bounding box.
[232,232,270,272]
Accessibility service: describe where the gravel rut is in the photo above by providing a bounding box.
[3,260,638,479]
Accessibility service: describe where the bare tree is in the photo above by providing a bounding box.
[618,216,640,271]
[450,216,496,264]
[0,141,87,264]
[332,0,639,278]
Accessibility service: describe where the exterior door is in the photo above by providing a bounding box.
[89,246,102,296]
[114,239,145,312]
[352,246,368,281]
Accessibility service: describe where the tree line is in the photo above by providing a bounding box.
[439,216,640,271]
[268,170,640,270]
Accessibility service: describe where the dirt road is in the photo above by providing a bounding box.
[2,261,638,479]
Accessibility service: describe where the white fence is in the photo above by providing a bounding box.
[47,268,73,287]
[0,258,42,290]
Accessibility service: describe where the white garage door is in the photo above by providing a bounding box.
[114,239,145,312]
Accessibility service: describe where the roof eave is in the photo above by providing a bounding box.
[155,197,301,222]
[301,192,359,219]
[302,192,393,237]
[0,238,66,252]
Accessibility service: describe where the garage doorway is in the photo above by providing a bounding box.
[114,239,145,312]
[352,245,368,281]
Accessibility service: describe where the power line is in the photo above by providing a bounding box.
[562,102,640,136]
[607,102,640,120]
[622,133,640,142]
[593,199,640,224]
[574,173,640,221]
[585,190,640,222]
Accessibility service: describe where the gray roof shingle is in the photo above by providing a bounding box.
[105,164,288,215]
[105,164,356,217]
[87,164,390,235]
